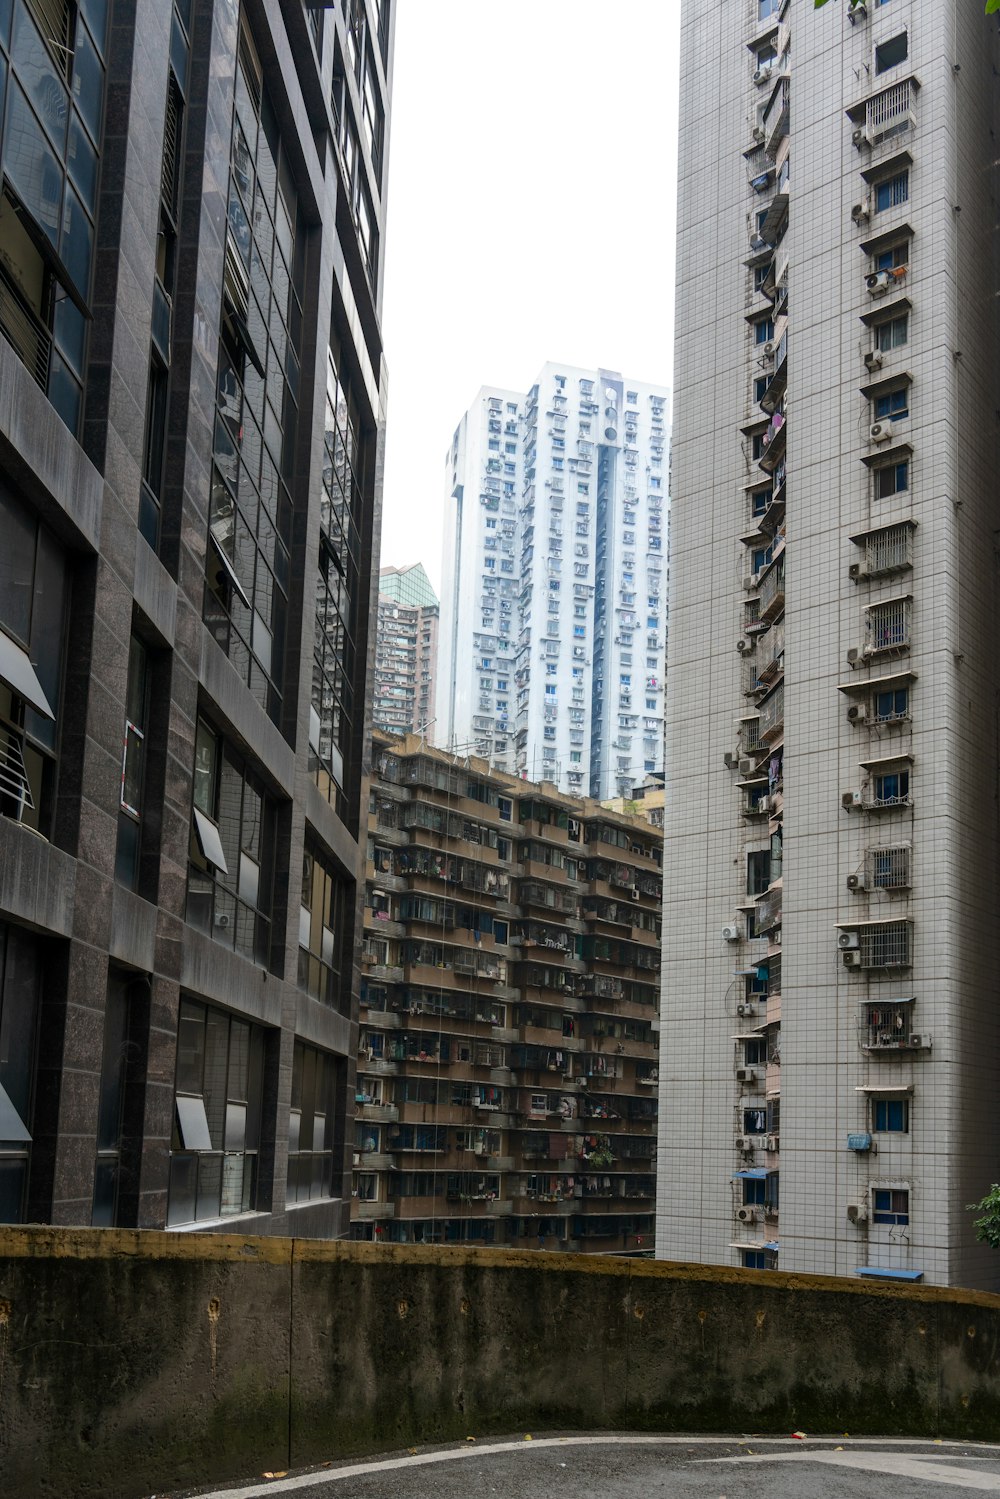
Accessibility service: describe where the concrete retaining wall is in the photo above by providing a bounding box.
[3,1227,1000,1498]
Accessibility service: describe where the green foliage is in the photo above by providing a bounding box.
[968,1184,1000,1249]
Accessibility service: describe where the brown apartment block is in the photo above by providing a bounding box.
[353,731,662,1253]
[0,0,393,1235]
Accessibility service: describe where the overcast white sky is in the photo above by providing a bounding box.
[377,2,681,595]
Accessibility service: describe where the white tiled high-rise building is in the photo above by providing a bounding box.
[438,365,670,800]
[657,0,1000,1290]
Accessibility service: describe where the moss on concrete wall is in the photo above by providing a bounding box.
[3,1227,1000,1498]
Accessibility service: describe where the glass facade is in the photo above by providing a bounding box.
[187,716,277,968]
[204,16,303,725]
[286,1039,340,1204]
[298,841,351,1013]
[167,997,265,1226]
[310,333,369,817]
[0,0,108,430]
[0,920,39,1223]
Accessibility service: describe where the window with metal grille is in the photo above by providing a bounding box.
[865,597,911,654]
[875,170,909,213]
[866,844,910,890]
[161,72,182,218]
[860,921,910,969]
[863,523,912,574]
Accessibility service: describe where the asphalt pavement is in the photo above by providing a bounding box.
[171,1433,1000,1499]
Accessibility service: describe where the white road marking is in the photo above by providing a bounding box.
[188,1434,1000,1499]
[701,1448,1000,1491]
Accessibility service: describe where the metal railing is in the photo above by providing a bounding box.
[865,598,911,655]
[864,524,911,576]
[865,844,910,890]
[866,79,913,143]
[860,921,911,969]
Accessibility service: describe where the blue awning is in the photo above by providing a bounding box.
[733,1168,769,1180]
[764,1241,779,1251]
[856,1266,923,1282]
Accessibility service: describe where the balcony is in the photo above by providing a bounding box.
[356,1201,394,1221]
[864,596,911,658]
[859,77,916,146]
[763,75,789,157]
[359,1103,398,1124]
[758,682,784,744]
[756,552,785,624]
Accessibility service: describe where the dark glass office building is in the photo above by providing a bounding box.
[0,0,393,1236]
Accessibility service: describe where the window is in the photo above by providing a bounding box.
[874,242,908,273]
[0,922,40,1224]
[743,1177,766,1204]
[744,1108,767,1135]
[0,0,109,431]
[299,843,351,1013]
[875,460,908,499]
[872,1187,909,1225]
[758,0,779,17]
[287,1041,340,1204]
[747,849,770,896]
[115,635,150,891]
[875,313,908,354]
[868,843,910,889]
[871,768,910,808]
[0,479,67,837]
[92,969,143,1227]
[861,920,910,968]
[875,171,909,213]
[167,998,265,1226]
[742,1250,766,1269]
[187,718,277,967]
[754,317,774,346]
[874,686,908,723]
[874,388,908,422]
[875,33,907,73]
[873,1097,909,1132]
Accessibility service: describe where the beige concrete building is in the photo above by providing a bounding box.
[658,0,1000,1288]
[353,731,662,1251]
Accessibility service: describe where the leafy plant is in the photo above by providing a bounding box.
[968,1184,1000,1249]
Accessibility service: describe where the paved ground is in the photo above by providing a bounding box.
[172,1433,1000,1499]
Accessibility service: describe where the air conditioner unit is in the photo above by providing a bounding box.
[848,562,863,581]
[749,231,767,252]
[736,638,752,654]
[846,704,868,725]
[909,1033,932,1050]
[851,199,871,224]
[838,930,860,950]
[753,64,773,85]
[766,1134,779,1152]
[762,340,776,357]
[737,1001,756,1017]
[842,788,863,810]
[869,422,892,444]
[843,950,863,967]
[751,125,765,145]
[215,913,230,929]
[736,1135,755,1152]
[847,1202,869,1224]
[736,1067,756,1084]
[846,647,861,667]
[724,751,738,769]
[736,1205,759,1223]
[867,270,891,297]
[847,1132,873,1153]
[864,350,883,372]
[846,873,862,891]
[722,924,741,943]
[739,757,754,775]
[848,0,868,22]
[630,887,640,901]
[851,125,871,148]
[743,574,758,592]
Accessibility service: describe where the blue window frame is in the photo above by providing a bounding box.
[874,687,908,722]
[742,1250,766,1269]
[875,389,908,422]
[876,462,908,500]
[873,1188,909,1225]
[874,1098,909,1132]
[875,172,909,213]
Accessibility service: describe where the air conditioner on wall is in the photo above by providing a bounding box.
[846,704,868,724]
[846,873,862,891]
[736,1205,760,1223]
[838,930,860,950]
[869,422,892,444]
[843,951,863,967]
[722,924,740,943]
[736,1067,756,1084]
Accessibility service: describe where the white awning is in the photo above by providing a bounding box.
[0,628,54,719]
[856,1083,914,1094]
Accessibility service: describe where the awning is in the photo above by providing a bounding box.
[193,808,229,874]
[764,1241,779,1252]
[0,1081,31,1142]
[856,1083,914,1094]
[733,1168,769,1180]
[838,669,916,696]
[859,751,913,771]
[857,1266,923,1282]
[0,628,54,719]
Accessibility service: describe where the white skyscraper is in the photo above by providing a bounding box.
[438,364,670,800]
[658,0,1000,1290]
